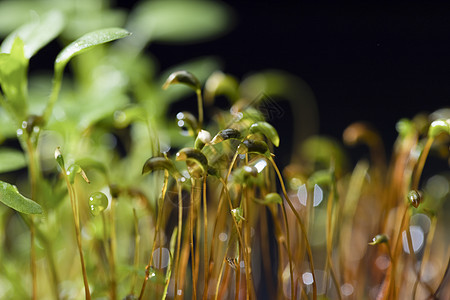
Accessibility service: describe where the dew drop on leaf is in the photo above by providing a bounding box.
[88,192,109,216]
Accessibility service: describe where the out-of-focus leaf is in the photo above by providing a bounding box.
[0,108,17,141]
[55,28,131,75]
[127,0,233,47]
[0,38,28,120]
[1,10,65,59]
[0,1,54,36]
[0,180,43,214]
[0,148,27,173]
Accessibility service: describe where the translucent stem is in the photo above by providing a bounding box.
[269,157,317,300]
[64,173,91,299]
[174,183,184,299]
[138,171,169,300]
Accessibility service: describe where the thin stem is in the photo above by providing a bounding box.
[269,157,317,300]
[30,216,37,300]
[196,89,204,131]
[190,182,197,300]
[280,201,295,300]
[412,138,434,190]
[25,138,38,300]
[42,70,63,124]
[131,209,140,296]
[325,183,342,300]
[63,174,91,300]
[222,178,253,300]
[174,182,184,299]
[202,175,209,298]
[109,196,117,300]
[214,256,228,300]
[138,171,169,300]
[390,203,410,299]
[412,216,436,299]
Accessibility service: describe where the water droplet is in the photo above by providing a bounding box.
[375,255,390,270]
[152,247,170,269]
[411,213,431,234]
[298,184,307,206]
[426,175,449,199]
[219,232,228,242]
[254,159,267,173]
[313,184,323,207]
[88,192,109,216]
[177,289,183,296]
[302,272,314,285]
[16,128,23,137]
[341,283,354,296]
[402,225,424,254]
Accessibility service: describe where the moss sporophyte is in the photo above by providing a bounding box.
[0,2,448,300]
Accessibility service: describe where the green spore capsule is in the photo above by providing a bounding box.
[210,128,241,144]
[407,190,423,208]
[142,157,181,180]
[54,147,65,169]
[263,193,282,205]
[249,121,280,147]
[428,119,450,138]
[231,207,245,222]
[162,70,200,91]
[66,164,90,185]
[89,192,109,216]
[237,139,270,157]
[369,234,389,245]
[176,147,209,178]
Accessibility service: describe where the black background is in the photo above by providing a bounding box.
[119,1,450,160]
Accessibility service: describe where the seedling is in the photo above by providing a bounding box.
[0,3,448,300]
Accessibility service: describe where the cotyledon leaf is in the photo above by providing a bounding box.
[0,180,43,214]
[54,27,131,74]
[1,10,65,59]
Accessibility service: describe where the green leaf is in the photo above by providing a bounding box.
[55,27,131,74]
[128,0,232,46]
[0,180,43,214]
[0,148,27,173]
[1,10,65,59]
[0,37,28,120]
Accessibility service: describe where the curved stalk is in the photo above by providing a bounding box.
[138,171,169,300]
[62,171,91,299]
[269,157,317,299]
[280,201,295,299]
[220,177,254,300]
[412,215,436,299]
[202,175,209,298]
[174,182,184,299]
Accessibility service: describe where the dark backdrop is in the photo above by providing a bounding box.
[119,1,450,159]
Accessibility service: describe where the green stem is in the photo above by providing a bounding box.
[138,171,169,300]
[109,197,117,300]
[42,70,63,124]
[63,173,91,300]
[131,209,140,296]
[196,89,204,131]
[174,182,184,299]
